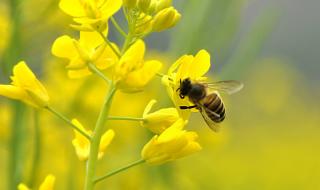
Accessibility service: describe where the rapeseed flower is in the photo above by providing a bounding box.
[114,40,162,92]
[162,50,211,119]
[18,174,55,190]
[59,0,122,31]
[0,61,49,108]
[141,119,201,165]
[152,7,181,32]
[71,119,115,161]
[141,99,180,134]
[51,31,118,78]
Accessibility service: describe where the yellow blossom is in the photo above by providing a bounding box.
[141,99,180,134]
[162,49,211,119]
[18,174,55,190]
[0,61,49,108]
[71,119,115,161]
[59,0,122,31]
[152,7,181,32]
[115,40,162,92]
[51,31,119,78]
[141,119,201,165]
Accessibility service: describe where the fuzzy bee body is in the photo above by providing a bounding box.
[201,93,226,123]
[178,78,243,132]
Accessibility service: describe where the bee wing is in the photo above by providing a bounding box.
[196,103,221,132]
[203,80,244,95]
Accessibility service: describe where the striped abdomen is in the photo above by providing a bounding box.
[202,93,226,123]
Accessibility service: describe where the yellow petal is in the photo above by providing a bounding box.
[0,85,27,100]
[120,60,162,91]
[95,42,119,70]
[98,129,115,160]
[188,49,211,79]
[100,0,123,19]
[59,0,86,17]
[18,184,30,190]
[175,55,194,80]
[71,119,91,161]
[142,99,157,118]
[79,30,106,51]
[39,174,55,190]
[51,35,77,59]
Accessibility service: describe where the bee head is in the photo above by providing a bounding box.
[178,78,192,99]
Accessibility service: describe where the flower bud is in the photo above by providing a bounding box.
[123,0,137,9]
[152,7,181,32]
[138,0,151,13]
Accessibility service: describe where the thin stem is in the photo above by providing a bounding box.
[84,85,117,190]
[98,31,121,58]
[156,72,165,77]
[94,159,145,184]
[46,106,91,141]
[107,116,146,122]
[111,16,127,38]
[88,63,111,84]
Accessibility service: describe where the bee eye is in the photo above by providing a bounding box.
[179,94,185,99]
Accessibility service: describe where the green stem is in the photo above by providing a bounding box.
[94,159,145,184]
[111,17,127,38]
[121,32,133,55]
[88,63,111,84]
[107,116,146,122]
[46,106,91,141]
[84,85,117,190]
[97,31,121,58]
[28,110,41,187]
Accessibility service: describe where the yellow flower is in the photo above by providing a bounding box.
[71,119,115,161]
[59,0,122,31]
[51,31,118,78]
[162,50,211,119]
[0,61,49,108]
[141,119,201,165]
[18,174,55,190]
[152,7,181,32]
[115,40,162,92]
[141,99,180,134]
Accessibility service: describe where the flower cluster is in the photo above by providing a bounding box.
[0,0,216,189]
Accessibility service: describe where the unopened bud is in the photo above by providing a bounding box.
[152,7,181,32]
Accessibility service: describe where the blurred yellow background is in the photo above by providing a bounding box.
[0,0,319,189]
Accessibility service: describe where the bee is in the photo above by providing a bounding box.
[178,78,243,132]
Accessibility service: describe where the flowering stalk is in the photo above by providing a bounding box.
[84,84,117,190]
[94,159,145,184]
[107,116,146,122]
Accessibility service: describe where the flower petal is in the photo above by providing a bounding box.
[39,174,55,190]
[59,0,86,17]
[52,35,77,59]
[188,49,211,79]
[100,0,122,19]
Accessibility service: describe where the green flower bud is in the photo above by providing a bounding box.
[138,0,151,13]
[123,0,137,9]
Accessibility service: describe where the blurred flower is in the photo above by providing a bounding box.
[115,40,162,92]
[18,174,55,190]
[0,61,49,108]
[59,0,122,31]
[151,7,181,32]
[141,99,180,134]
[51,31,118,78]
[141,119,201,165]
[72,119,115,161]
[162,50,211,119]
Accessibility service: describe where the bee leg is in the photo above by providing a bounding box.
[179,105,197,110]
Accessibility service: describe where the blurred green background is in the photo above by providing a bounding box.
[0,0,319,189]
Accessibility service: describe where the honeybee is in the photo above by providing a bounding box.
[178,78,243,132]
